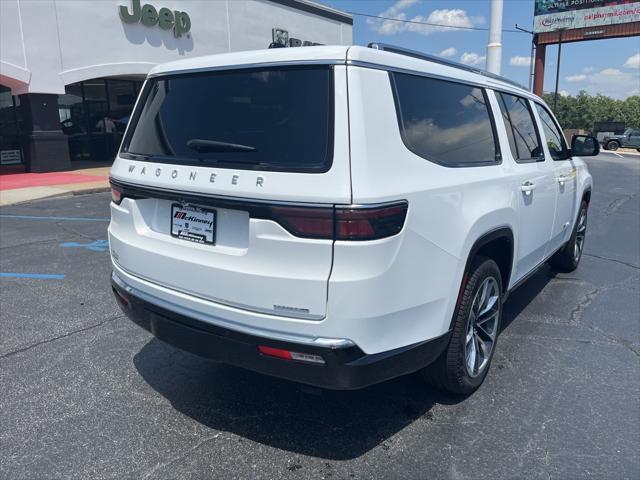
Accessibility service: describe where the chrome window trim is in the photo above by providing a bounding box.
[347,60,538,102]
[110,177,335,208]
[110,178,406,210]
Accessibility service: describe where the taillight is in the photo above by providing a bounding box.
[269,201,408,241]
[335,203,408,241]
[111,185,123,205]
[269,206,334,239]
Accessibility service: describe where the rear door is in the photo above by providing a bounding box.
[533,103,577,255]
[109,64,351,319]
[494,92,556,281]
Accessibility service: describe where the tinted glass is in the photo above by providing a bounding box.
[535,104,568,160]
[123,67,333,172]
[0,86,18,137]
[107,80,136,124]
[0,85,22,155]
[497,92,543,162]
[391,73,499,166]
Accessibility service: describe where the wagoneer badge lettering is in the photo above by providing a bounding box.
[126,164,266,187]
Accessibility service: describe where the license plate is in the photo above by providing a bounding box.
[171,204,216,245]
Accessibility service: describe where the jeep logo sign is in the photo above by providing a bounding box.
[119,0,191,38]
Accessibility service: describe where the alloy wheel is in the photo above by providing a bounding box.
[465,277,500,378]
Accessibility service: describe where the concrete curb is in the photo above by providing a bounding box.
[72,187,111,196]
[0,185,110,207]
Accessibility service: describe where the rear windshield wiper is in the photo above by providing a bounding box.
[187,139,256,153]
[119,152,151,161]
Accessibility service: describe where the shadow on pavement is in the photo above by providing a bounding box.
[501,265,556,332]
[133,266,553,460]
[134,340,461,460]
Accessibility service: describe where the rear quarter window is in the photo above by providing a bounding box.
[390,72,501,167]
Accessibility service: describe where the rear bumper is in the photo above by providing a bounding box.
[112,273,451,390]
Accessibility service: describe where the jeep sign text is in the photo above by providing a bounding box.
[119,0,191,38]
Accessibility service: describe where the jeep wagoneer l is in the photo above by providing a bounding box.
[109,44,597,394]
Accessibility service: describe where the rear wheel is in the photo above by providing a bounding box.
[422,257,502,395]
[605,140,620,151]
[550,200,588,272]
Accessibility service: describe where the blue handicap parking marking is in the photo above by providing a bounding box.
[0,272,65,280]
[60,239,109,252]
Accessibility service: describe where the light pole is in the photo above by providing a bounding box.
[486,0,504,74]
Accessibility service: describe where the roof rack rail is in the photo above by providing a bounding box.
[367,42,526,90]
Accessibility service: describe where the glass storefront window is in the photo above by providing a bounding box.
[0,86,17,137]
[60,78,142,163]
[0,85,23,167]
[107,80,137,154]
[82,80,111,161]
[59,83,88,161]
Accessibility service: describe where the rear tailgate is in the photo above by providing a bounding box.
[109,62,351,319]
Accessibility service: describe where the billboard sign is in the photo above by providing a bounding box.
[533,0,640,33]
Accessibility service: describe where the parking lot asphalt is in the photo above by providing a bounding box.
[1,151,638,480]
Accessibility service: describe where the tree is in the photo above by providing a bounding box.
[542,91,640,131]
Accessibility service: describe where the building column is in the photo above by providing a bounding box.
[19,93,71,173]
[532,42,546,98]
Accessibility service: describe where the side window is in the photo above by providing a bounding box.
[391,72,500,167]
[496,92,544,162]
[534,104,569,160]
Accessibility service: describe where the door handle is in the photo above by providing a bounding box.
[557,175,567,186]
[520,181,536,195]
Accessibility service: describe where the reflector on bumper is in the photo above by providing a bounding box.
[258,345,325,365]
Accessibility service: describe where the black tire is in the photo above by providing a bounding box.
[550,200,588,272]
[636,148,640,153]
[422,257,502,395]
[605,140,620,151]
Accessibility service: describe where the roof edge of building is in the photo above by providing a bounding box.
[266,0,353,25]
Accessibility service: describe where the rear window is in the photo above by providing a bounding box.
[121,66,333,173]
[390,72,500,167]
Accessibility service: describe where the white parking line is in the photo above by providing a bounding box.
[613,152,624,158]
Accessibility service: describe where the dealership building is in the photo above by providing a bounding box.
[0,0,352,173]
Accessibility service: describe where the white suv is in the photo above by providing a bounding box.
[109,44,597,394]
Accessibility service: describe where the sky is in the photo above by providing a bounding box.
[321,0,640,99]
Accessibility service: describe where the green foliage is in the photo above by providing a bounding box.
[542,91,640,131]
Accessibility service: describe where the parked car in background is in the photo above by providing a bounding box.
[593,120,625,144]
[602,128,640,152]
[109,44,598,395]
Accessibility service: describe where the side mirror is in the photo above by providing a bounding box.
[571,135,600,157]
